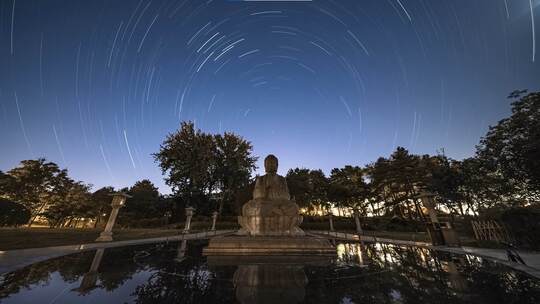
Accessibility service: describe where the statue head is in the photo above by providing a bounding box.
[264,154,278,174]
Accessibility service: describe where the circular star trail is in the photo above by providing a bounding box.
[0,0,539,192]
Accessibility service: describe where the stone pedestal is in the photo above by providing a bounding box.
[204,236,335,256]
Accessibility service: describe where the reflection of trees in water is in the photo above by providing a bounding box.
[465,261,540,303]
[304,243,540,304]
[132,243,236,304]
[1,242,539,303]
[0,241,235,302]
[0,244,159,300]
[0,250,93,299]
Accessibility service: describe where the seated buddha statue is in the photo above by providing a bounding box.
[238,155,304,236]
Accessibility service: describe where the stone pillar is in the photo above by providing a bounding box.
[328,213,335,232]
[211,211,218,231]
[96,193,130,242]
[183,207,195,233]
[353,209,363,235]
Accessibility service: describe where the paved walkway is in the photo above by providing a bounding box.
[437,246,540,279]
[1,229,539,279]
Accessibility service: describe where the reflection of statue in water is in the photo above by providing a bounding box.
[238,154,304,236]
[234,264,306,304]
[207,256,332,304]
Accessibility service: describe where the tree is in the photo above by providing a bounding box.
[367,147,427,220]
[476,91,540,200]
[286,168,329,214]
[0,170,15,197]
[0,198,31,227]
[428,155,467,215]
[329,166,371,216]
[459,157,513,214]
[309,169,330,212]
[154,121,216,212]
[40,180,92,228]
[121,179,162,222]
[3,159,72,226]
[91,187,116,228]
[154,121,257,215]
[214,132,257,214]
[286,168,313,208]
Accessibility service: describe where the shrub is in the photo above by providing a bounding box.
[500,206,540,250]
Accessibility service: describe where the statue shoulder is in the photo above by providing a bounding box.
[277,174,287,183]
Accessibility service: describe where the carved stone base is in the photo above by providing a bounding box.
[203,236,335,256]
[95,231,113,242]
[238,215,305,236]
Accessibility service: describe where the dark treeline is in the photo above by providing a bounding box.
[0,91,538,228]
[287,91,540,221]
[0,161,172,228]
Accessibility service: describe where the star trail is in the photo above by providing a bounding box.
[0,0,539,193]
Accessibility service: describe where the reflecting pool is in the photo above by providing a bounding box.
[1,240,539,303]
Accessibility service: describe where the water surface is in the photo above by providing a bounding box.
[0,240,538,303]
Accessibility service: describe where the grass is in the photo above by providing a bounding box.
[0,225,430,251]
[0,227,179,251]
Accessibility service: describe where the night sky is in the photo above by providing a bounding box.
[1,0,539,193]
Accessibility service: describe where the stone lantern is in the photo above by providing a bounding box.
[95,192,131,242]
[183,206,196,233]
[416,191,439,224]
[418,191,460,247]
